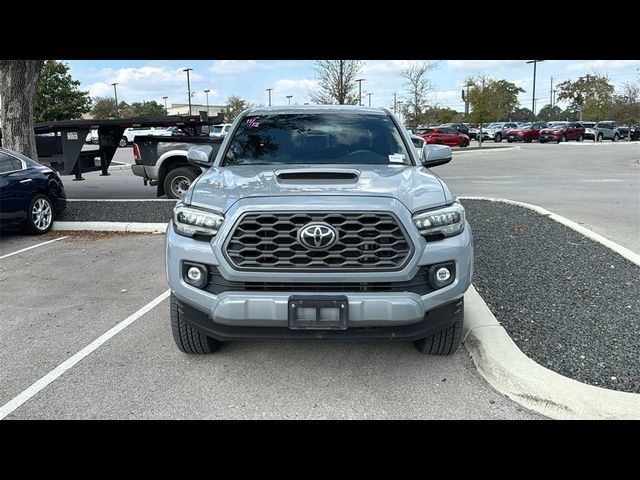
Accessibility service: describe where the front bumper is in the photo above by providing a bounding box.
[173,294,464,341]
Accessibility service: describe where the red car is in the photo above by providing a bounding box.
[417,126,470,147]
[505,122,548,143]
[538,122,585,143]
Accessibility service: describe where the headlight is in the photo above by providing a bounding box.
[413,201,465,238]
[173,203,224,239]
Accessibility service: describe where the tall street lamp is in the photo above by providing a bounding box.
[183,68,193,115]
[163,96,168,115]
[204,89,210,114]
[266,88,273,106]
[526,60,544,117]
[286,95,292,106]
[366,92,373,106]
[355,78,365,106]
[111,83,119,116]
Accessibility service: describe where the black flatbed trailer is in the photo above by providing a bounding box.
[33,113,223,180]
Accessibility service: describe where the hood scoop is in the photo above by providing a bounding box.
[275,168,360,183]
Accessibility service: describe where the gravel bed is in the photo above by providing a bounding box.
[462,199,640,393]
[58,200,176,223]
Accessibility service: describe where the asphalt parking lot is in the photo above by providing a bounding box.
[2,140,637,419]
[0,232,539,419]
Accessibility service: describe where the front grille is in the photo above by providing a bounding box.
[205,266,434,295]
[224,212,413,271]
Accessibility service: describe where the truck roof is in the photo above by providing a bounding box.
[245,105,389,116]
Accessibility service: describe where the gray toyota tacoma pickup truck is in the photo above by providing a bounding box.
[166,106,474,355]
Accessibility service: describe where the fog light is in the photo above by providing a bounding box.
[428,262,455,289]
[187,267,203,283]
[436,267,451,282]
[183,262,208,288]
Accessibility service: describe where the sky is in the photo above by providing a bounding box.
[65,60,640,113]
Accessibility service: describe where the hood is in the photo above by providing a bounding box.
[187,165,448,214]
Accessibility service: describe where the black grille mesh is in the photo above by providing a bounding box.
[224,212,412,271]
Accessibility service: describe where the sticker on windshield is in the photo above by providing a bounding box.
[388,154,405,163]
[246,118,260,128]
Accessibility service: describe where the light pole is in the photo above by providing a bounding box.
[286,95,292,106]
[111,83,119,116]
[266,88,273,106]
[464,81,473,118]
[366,92,373,106]
[396,101,403,123]
[204,89,210,115]
[162,96,168,115]
[183,68,193,115]
[355,78,365,106]
[526,60,544,117]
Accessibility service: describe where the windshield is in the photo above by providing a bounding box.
[417,128,432,134]
[549,122,568,129]
[517,123,532,129]
[211,126,224,134]
[222,113,412,166]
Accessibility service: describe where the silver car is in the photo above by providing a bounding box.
[166,106,473,355]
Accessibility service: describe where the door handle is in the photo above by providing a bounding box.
[19,179,32,184]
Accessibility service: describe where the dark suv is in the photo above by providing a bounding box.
[440,123,469,136]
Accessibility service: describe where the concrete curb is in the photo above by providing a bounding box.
[454,146,520,155]
[53,221,168,233]
[459,197,640,266]
[459,197,640,419]
[463,285,640,419]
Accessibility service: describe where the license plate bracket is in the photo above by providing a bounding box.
[288,295,348,330]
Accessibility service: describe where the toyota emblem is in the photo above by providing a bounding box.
[298,223,338,250]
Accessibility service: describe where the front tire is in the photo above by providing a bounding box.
[460,138,469,147]
[414,316,463,355]
[119,137,128,148]
[495,133,502,142]
[26,194,54,235]
[560,134,567,143]
[597,133,603,142]
[577,134,584,142]
[170,294,222,354]
[613,133,619,142]
[164,167,199,199]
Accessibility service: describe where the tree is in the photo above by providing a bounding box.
[609,82,640,125]
[0,60,45,159]
[399,61,435,129]
[225,95,253,122]
[422,106,460,125]
[556,74,614,121]
[34,60,91,122]
[310,60,364,105]
[122,100,166,118]
[511,107,535,122]
[536,104,563,122]
[466,75,525,123]
[90,97,119,119]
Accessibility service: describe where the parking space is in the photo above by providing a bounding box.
[0,232,539,419]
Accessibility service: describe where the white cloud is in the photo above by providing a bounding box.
[263,79,318,105]
[210,60,270,75]
[566,60,640,71]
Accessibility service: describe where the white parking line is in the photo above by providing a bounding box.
[0,289,170,420]
[0,236,69,260]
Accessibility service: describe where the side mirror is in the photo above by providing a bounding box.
[187,145,215,168]
[421,144,452,168]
